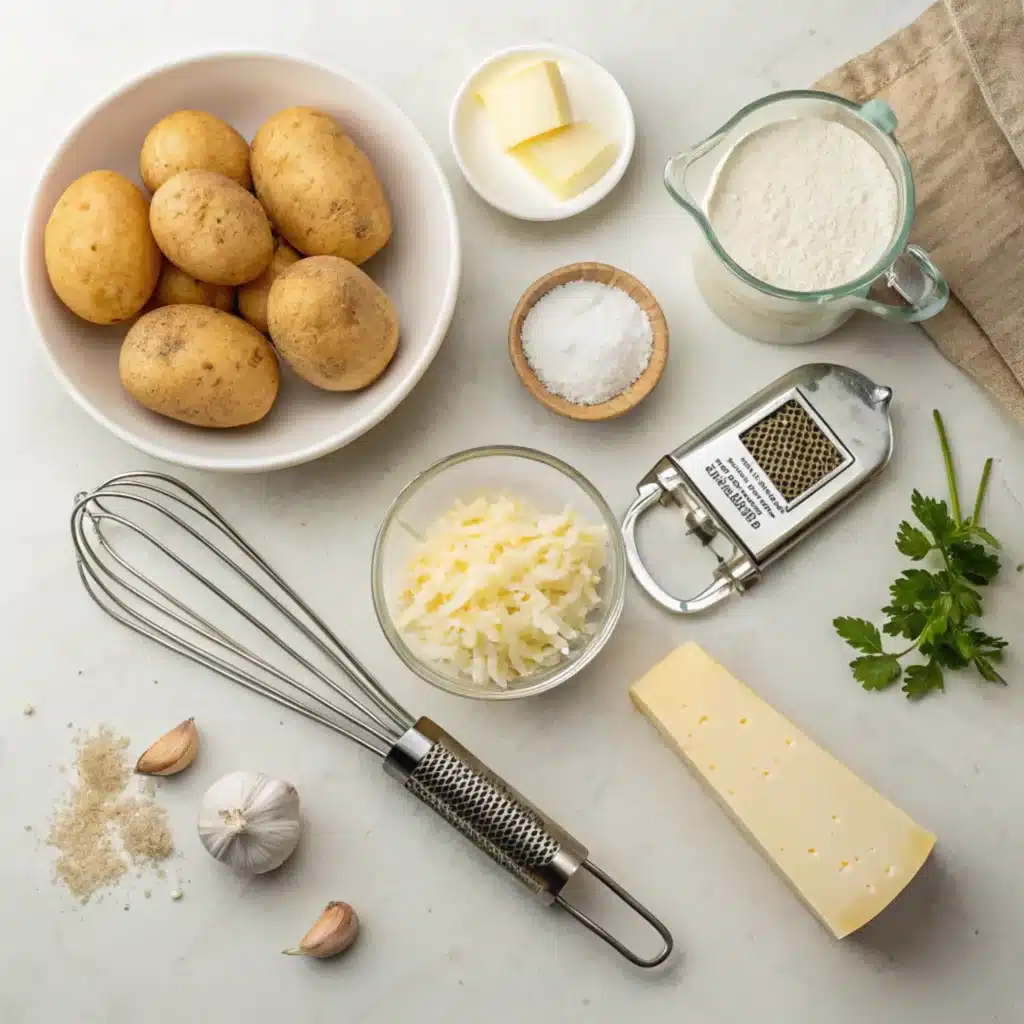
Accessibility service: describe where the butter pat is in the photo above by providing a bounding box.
[630,644,935,938]
[476,60,572,150]
[513,122,618,200]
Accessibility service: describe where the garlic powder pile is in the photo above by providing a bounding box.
[396,494,607,687]
[47,726,174,902]
[521,281,653,405]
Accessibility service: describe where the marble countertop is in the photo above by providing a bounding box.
[2,1,1022,1020]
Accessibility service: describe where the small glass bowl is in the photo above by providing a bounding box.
[371,445,626,700]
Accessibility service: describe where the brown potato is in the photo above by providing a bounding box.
[250,107,391,264]
[236,238,301,333]
[152,263,233,311]
[120,305,278,428]
[267,255,398,391]
[140,110,251,192]
[44,170,161,324]
[150,170,273,286]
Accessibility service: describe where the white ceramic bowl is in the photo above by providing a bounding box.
[23,52,460,472]
[450,43,635,221]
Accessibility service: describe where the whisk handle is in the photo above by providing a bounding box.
[384,718,673,968]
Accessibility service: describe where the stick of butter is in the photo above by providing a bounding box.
[475,60,572,150]
[513,122,618,200]
[630,644,935,938]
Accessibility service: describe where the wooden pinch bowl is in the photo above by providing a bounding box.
[508,262,669,422]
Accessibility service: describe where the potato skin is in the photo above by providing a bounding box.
[250,107,391,264]
[120,305,279,428]
[140,110,251,192]
[44,170,161,324]
[152,263,233,311]
[150,170,273,286]
[267,255,398,391]
[236,238,301,333]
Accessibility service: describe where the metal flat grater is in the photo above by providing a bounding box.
[622,363,894,614]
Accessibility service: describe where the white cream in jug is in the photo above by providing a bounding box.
[706,118,899,292]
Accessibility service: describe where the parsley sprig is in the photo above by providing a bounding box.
[834,411,1006,699]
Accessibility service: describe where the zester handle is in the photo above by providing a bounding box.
[384,717,674,967]
[384,717,587,895]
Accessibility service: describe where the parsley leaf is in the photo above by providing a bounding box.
[835,412,1007,699]
[851,654,902,690]
[974,656,1006,685]
[896,521,932,559]
[947,541,1000,585]
[966,629,1008,655]
[882,605,928,640]
[970,525,1001,549]
[834,617,884,654]
[888,569,941,610]
[911,490,955,544]
[903,660,944,699]
[923,639,970,669]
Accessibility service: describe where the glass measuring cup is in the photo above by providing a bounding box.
[664,91,949,345]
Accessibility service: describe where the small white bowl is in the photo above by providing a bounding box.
[449,43,635,222]
[23,52,461,473]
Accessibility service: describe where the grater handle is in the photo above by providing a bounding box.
[622,482,736,614]
[385,718,673,968]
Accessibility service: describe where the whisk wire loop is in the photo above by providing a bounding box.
[71,472,414,756]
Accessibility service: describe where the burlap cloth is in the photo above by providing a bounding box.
[815,0,1024,426]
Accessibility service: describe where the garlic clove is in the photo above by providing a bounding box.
[136,718,198,776]
[283,902,359,958]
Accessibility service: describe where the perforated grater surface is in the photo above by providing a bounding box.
[622,364,894,614]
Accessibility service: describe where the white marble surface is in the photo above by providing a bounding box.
[2,1,1023,1021]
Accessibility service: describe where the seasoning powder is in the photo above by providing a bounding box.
[47,726,174,902]
[521,281,654,405]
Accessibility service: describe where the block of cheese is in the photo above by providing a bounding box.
[513,122,618,200]
[630,644,935,938]
[476,60,572,150]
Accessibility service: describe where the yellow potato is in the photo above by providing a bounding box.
[150,170,273,286]
[152,263,233,311]
[44,170,161,324]
[250,107,391,264]
[140,110,251,192]
[120,305,279,428]
[267,255,398,391]
[236,238,301,333]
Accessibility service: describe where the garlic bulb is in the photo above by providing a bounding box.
[197,771,300,874]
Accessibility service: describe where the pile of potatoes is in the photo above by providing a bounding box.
[43,107,398,429]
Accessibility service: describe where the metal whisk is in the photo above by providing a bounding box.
[71,472,672,967]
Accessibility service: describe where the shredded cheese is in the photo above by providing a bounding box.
[397,494,607,687]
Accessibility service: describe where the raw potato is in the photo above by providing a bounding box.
[237,238,301,333]
[267,255,398,391]
[120,305,279,428]
[140,110,252,192]
[150,170,273,286]
[44,170,161,324]
[251,107,391,264]
[152,263,233,311]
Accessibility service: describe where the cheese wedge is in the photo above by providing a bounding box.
[475,60,572,150]
[513,122,618,200]
[630,644,935,938]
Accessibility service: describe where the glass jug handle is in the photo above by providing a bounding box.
[852,100,950,324]
[858,99,899,135]
[850,245,950,324]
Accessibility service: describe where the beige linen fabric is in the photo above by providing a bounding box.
[816,0,1024,425]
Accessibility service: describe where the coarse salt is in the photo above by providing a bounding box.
[521,281,653,405]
